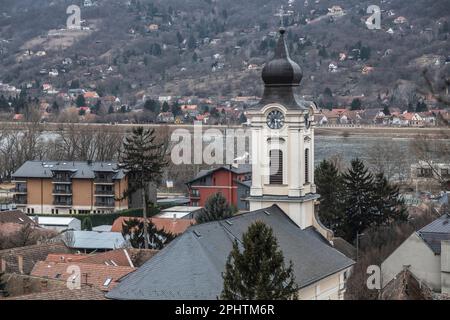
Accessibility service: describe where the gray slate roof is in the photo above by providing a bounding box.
[188,164,252,184]
[12,160,126,179]
[60,231,129,250]
[418,214,450,254]
[107,205,354,300]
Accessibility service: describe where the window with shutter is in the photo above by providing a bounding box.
[269,149,283,184]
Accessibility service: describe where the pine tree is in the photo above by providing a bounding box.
[372,173,408,225]
[118,127,168,249]
[82,217,93,231]
[161,101,170,112]
[196,193,233,223]
[76,94,86,107]
[315,160,345,232]
[341,159,375,242]
[350,98,362,110]
[382,105,391,116]
[122,218,174,249]
[221,221,298,300]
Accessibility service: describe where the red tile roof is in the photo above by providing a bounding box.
[31,261,135,291]
[111,217,195,235]
[7,286,106,300]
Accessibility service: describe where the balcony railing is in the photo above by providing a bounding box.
[53,187,72,194]
[94,177,114,184]
[95,189,115,195]
[95,200,115,207]
[53,176,72,183]
[13,187,28,193]
[14,197,27,205]
[53,199,73,206]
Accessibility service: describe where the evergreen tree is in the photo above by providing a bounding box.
[382,105,391,116]
[315,160,345,231]
[76,94,86,107]
[372,173,408,225]
[416,101,428,112]
[341,159,375,242]
[81,217,93,231]
[108,105,114,114]
[144,99,160,113]
[118,127,168,249]
[221,221,298,300]
[161,101,170,112]
[350,98,362,110]
[122,218,175,249]
[171,101,182,116]
[196,192,233,224]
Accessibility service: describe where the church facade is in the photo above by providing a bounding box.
[107,29,354,301]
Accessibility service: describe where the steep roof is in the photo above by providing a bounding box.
[31,261,135,291]
[107,205,354,300]
[0,242,70,274]
[0,210,37,225]
[418,214,450,254]
[187,164,252,185]
[60,231,128,250]
[12,160,126,180]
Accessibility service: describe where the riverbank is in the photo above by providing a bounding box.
[1,121,449,138]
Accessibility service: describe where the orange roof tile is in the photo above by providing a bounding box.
[45,253,87,263]
[111,217,195,235]
[31,261,135,291]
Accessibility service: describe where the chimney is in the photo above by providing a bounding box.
[40,280,48,290]
[173,214,177,222]
[1,258,6,272]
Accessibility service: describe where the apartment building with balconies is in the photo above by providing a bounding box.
[12,161,129,215]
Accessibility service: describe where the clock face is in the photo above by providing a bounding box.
[266,110,285,129]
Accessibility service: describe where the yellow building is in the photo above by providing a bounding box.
[12,161,128,214]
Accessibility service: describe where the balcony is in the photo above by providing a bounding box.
[52,187,72,195]
[52,176,72,184]
[13,187,28,194]
[53,198,73,206]
[94,177,114,185]
[95,200,115,207]
[95,189,115,196]
[14,196,27,205]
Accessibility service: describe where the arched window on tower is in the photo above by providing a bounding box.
[305,148,310,184]
[269,149,283,185]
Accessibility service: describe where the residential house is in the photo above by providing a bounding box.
[37,217,81,232]
[411,162,450,189]
[31,261,135,292]
[156,112,175,123]
[186,164,252,211]
[0,242,70,274]
[156,206,203,220]
[381,214,450,296]
[12,161,129,215]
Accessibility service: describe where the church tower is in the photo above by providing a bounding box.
[247,28,327,234]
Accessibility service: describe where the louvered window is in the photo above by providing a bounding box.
[269,149,283,185]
